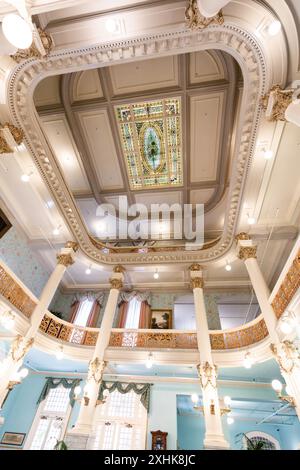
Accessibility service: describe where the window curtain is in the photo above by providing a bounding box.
[138,301,151,329]
[69,300,80,323]
[119,291,151,304]
[118,300,129,328]
[37,377,82,407]
[86,300,101,327]
[98,381,151,412]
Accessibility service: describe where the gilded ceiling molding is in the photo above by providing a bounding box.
[6,23,269,265]
[185,0,224,30]
[261,85,293,122]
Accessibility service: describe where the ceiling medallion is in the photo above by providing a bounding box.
[116,98,183,190]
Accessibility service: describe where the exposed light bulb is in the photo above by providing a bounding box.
[18,367,29,379]
[55,348,64,360]
[227,417,234,425]
[268,21,281,37]
[247,216,256,225]
[52,227,60,236]
[85,267,92,275]
[243,352,253,369]
[105,18,118,33]
[146,353,153,369]
[84,383,92,395]
[21,174,30,182]
[263,150,273,160]
[46,200,54,209]
[225,263,232,272]
[271,379,283,393]
[280,320,293,335]
[191,393,198,403]
[224,396,232,406]
[285,385,292,397]
[153,271,159,279]
[2,14,33,50]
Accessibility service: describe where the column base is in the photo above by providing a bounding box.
[65,431,91,450]
[204,434,230,450]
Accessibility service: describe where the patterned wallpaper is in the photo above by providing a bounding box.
[0,226,50,298]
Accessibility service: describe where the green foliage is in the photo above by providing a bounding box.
[54,440,68,450]
[235,433,267,450]
[50,310,63,319]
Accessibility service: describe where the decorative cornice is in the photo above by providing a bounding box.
[109,278,123,290]
[6,23,268,265]
[65,241,79,252]
[190,277,204,289]
[56,253,74,267]
[238,246,257,261]
[185,0,224,30]
[261,85,293,122]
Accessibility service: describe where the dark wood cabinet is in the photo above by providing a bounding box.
[151,430,168,450]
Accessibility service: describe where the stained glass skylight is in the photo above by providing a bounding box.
[115,97,183,190]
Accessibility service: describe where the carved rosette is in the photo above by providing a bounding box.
[261,85,294,122]
[190,277,204,289]
[197,362,218,389]
[185,0,224,30]
[238,246,257,261]
[270,341,300,374]
[56,253,74,267]
[87,358,107,384]
[110,278,123,290]
[10,335,34,362]
[65,241,79,252]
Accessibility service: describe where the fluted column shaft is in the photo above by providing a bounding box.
[190,265,229,450]
[0,243,77,408]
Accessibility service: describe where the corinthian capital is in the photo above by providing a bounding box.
[238,246,257,261]
[56,253,75,267]
[261,85,294,122]
[190,277,204,289]
[0,123,24,154]
[65,241,79,252]
[110,278,123,290]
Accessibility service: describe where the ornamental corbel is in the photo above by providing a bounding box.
[10,335,34,362]
[185,0,224,30]
[197,362,218,389]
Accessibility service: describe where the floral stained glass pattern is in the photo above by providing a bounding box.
[115,98,183,190]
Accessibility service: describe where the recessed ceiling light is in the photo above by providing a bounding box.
[247,216,256,225]
[2,14,33,49]
[268,20,281,36]
[105,18,118,33]
[225,263,232,272]
[21,174,30,182]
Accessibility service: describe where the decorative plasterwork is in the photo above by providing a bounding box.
[6,23,270,265]
[196,362,218,389]
[56,253,75,267]
[238,246,257,261]
[271,250,300,318]
[9,334,34,362]
[261,85,293,122]
[270,341,300,374]
[11,28,53,64]
[116,97,183,190]
[185,0,224,31]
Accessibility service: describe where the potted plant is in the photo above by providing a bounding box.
[236,433,267,450]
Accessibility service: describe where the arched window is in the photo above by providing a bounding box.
[124,297,142,329]
[244,431,280,450]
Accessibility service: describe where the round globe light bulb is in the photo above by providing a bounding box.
[191,393,199,404]
[153,272,159,279]
[227,417,234,425]
[19,367,29,379]
[224,395,231,406]
[268,21,281,37]
[247,216,256,225]
[225,264,232,272]
[85,268,91,275]
[2,14,33,50]
[55,349,64,360]
[105,18,118,33]
[272,379,283,392]
[264,150,273,160]
[52,228,60,236]
[243,357,252,369]
[280,320,293,335]
[21,174,30,182]
[3,316,15,330]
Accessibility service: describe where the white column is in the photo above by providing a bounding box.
[0,242,78,408]
[236,234,300,420]
[69,266,124,437]
[190,264,229,450]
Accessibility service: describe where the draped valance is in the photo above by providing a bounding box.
[37,377,81,407]
[98,381,151,412]
[118,291,151,305]
[72,292,105,305]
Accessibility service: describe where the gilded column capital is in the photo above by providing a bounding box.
[235,232,251,242]
[190,277,204,289]
[113,265,125,273]
[189,263,204,272]
[56,253,75,267]
[185,0,224,30]
[87,358,107,384]
[65,241,79,252]
[9,335,34,362]
[11,28,53,63]
[261,85,293,121]
[270,341,300,374]
[238,246,257,261]
[109,278,123,290]
[0,123,24,154]
[196,362,218,389]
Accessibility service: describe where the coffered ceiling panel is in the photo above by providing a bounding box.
[76,109,124,190]
[190,92,224,183]
[40,114,91,192]
[189,51,225,85]
[135,191,182,209]
[72,69,103,102]
[109,55,179,96]
[190,188,215,204]
[34,76,61,107]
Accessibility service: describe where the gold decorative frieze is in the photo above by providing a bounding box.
[197,362,218,389]
[261,85,293,122]
[0,265,36,318]
[185,0,224,30]
[238,246,257,260]
[88,358,107,384]
[11,28,53,63]
[56,253,74,267]
[235,232,251,241]
[270,341,300,374]
[10,334,34,362]
[271,250,300,318]
[190,277,204,289]
[109,278,123,290]
[65,241,79,252]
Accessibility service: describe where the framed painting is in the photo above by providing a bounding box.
[0,208,11,239]
[150,309,172,329]
[0,432,26,446]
